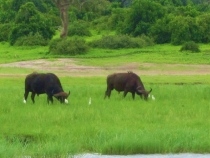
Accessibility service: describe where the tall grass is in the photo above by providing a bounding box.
[0,76,210,157]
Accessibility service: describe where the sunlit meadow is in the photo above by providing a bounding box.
[0,75,210,157]
[0,39,210,157]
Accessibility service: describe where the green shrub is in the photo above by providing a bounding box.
[88,35,154,49]
[49,38,89,55]
[14,32,48,46]
[0,24,12,42]
[68,20,91,37]
[9,2,55,45]
[180,41,200,53]
[91,16,110,30]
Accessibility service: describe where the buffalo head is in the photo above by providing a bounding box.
[53,91,70,104]
[136,87,152,100]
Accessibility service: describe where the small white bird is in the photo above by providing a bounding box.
[64,99,68,104]
[23,99,26,104]
[89,97,91,105]
[151,95,155,100]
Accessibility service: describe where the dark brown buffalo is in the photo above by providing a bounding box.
[24,72,70,104]
[104,72,152,100]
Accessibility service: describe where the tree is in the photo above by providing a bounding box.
[54,0,72,38]
[149,14,172,44]
[108,0,132,7]
[119,0,165,36]
[169,16,200,45]
[197,13,210,43]
[53,0,105,38]
[9,2,55,45]
[0,0,16,23]
[11,0,48,12]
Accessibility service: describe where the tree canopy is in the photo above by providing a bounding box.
[0,0,210,45]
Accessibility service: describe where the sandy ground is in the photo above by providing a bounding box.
[0,58,210,77]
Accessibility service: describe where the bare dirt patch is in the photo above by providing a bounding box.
[0,58,210,77]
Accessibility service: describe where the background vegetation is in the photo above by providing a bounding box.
[0,0,210,53]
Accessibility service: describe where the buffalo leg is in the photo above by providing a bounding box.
[139,94,143,99]
[31,92,36,103]
[123,90,128,98]
[104,88,112,99]
[24,90,29,101]
[132,92,135,99]
[47,95,53,104]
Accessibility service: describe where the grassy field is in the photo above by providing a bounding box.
[0,39,210,157]
[0,41,210,65]
[0,75,210,157]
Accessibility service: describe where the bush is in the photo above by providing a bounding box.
[9,2,55,45]
[0,24,12,42]
[49,38,89,55]
[68,20,91,37]
[180,41,200,53]
[88,35,154,49]
[14,32,48,46]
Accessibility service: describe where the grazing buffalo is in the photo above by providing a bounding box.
[104,71,152,100]
[24,72,70,104]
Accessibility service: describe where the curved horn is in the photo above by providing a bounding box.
[54,92,69,97]
[136,86,144,93]
[148,88,152,93]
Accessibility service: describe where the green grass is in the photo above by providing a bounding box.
[0,35,210,157]
[0,41,210,65]
[0,42,49,63]
[0,76,210,157]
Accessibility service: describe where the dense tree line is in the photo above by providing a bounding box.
[0,0,210,47]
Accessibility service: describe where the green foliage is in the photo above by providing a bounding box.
[83,12,96,21]
[0,1,16,23]
[0,24,12,42]
[88,34,154,49]
[49,38,89,55]
[180,41,200,53]
[151,11,210,44]
[14,32,48,46]
[174,5,200,17]
[69,11,77,23]
[169,16,200,45]
[68,20,92,37]
[149,14,172,44]
[119,0,165,36]
[11,0,49,12]
[108,8,128,30]
[68,0,111,21]
[91,16,111,30]
[15,2,40,24]
[9,2,55,45]
[197,13,210,43]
